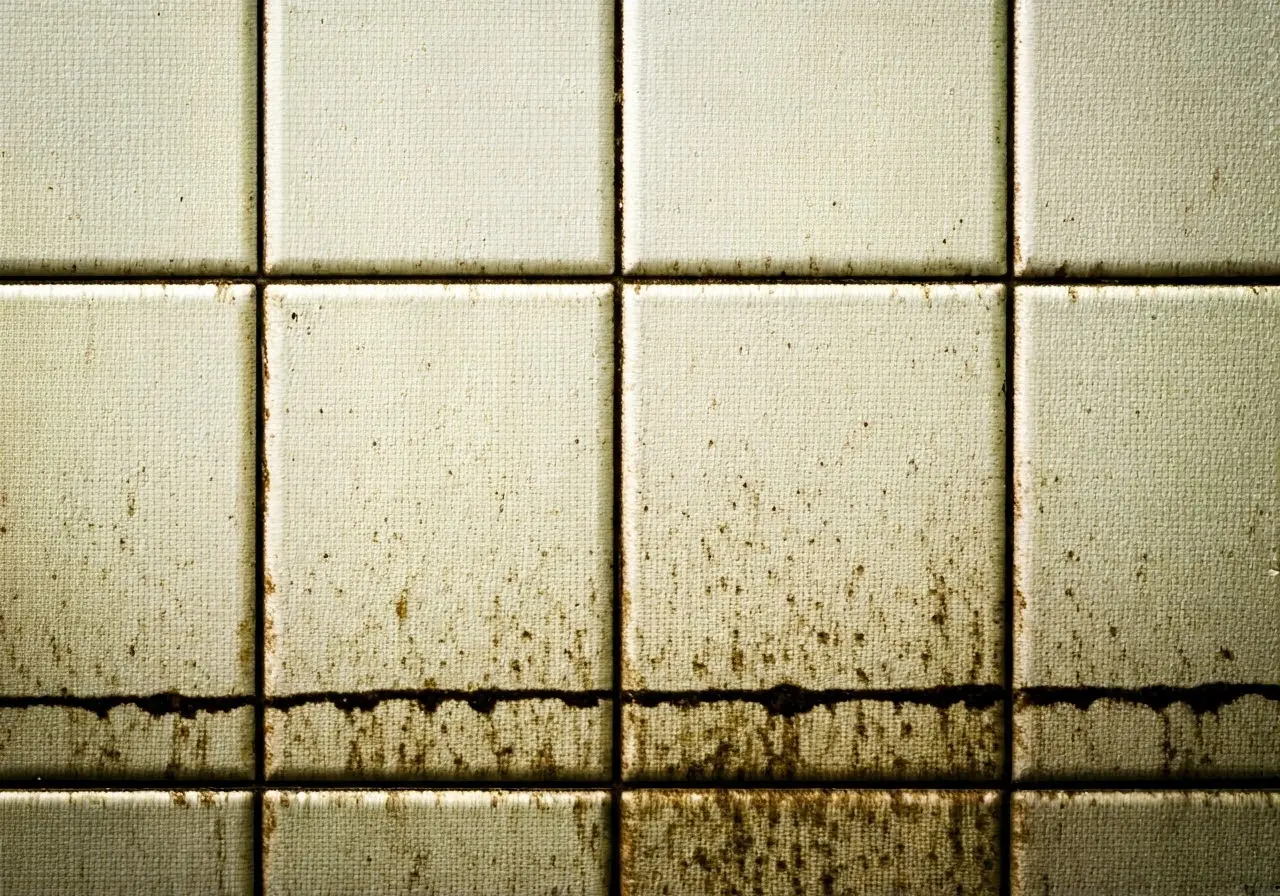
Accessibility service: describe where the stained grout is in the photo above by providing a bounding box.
[253,1,268,893]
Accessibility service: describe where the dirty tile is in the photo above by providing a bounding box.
[622,284,1006,781]
[1014,0,1280,276]
[622,790,1000,895]
[264,284,613,779]
[264,790,610,895]
[1014,286,1280,780]
[622,0,1006,276]
[0,284,256,778]
[265,0,613,274]
[0,790,252,895]
[1012,791,1280,895]
[0,1,256,274]
[265,696,611,782]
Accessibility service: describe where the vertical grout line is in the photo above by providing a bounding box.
[253,0,267,895]
[1001,0,1017,894]
[610,1,625,894]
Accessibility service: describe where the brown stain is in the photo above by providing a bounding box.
[394,589,409,621]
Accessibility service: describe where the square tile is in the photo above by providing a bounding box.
[1014,286,1280,780]
[1014,0,1280,276]
[264,284,613,780]
[0,285,256,778]
[0,1,257,274]
[0,790,253,895]
[622,284,1006,780]
[622,0,1006,276]
[265,0,613,274]
[264,790,610,894]
[622,790,1000,894]
[1012,792,1280,895]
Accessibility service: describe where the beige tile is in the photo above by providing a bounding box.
[265,0,613,274]
[622,284,1005,779]
[1014,0,1280,275]
[0,790,253,895]
[622,790,1000,895]
[1014,286,1280,779]
[0,284,256,777]
[264,284,612,778]
[0,704,253,781]
[1012,791,1280,894]
[264,790,610,895]
[265,696,611,782]
[622,0,1006,275]
[0,1,256,274]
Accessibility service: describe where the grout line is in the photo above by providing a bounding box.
[254,1,268,894]
[1001,0,1017,893]
[610,0,625,892]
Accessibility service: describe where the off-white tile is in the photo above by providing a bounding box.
[264,284,613,778]
[0,284,256,777]
[1014,286,1280,779]
[0,1,256,274]
[622,0,1006,276]
[264,790,610,895]
[622,790,1000,895]
[622,284,1006,779]
[265,0,613,274]
[1014,0,1280,276]
[0,790,253,895]
[1012,792,1280,895]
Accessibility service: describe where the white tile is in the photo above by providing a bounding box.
[264,790,610,895]
[265,0,613,274]
[0,284,256,776]
[1013,792,1280,895]
[264,284,613,776]
[622,0,1006,276]
[1014,286,1280,778]
[623,790,1000,894]
[1014,0,1280,276]
[0,1,257,274]
[622,284,1006,779]
[0,790,253,895]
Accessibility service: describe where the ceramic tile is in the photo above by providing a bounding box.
[0,1,256,274]
[1014,0,1280,276]
[264,284,613,779]
[0,284,256,778]
[622,790,1000,895]
[1012,791,1280,895]
[264,790,610,895]
[622,0,1006,276]
[1014,286,1280,780]
[621,284,1006,781]
[0,790,253,895]
[264,0,613,274]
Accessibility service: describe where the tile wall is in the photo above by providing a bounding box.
[0,0,1276,893]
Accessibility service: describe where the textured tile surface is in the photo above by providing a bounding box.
[1012,791,1280,895]
[622,0,1006,276]
[1014,286,1280,779]
[0,790,252,895]
[622,790,1000,895]
[622,284,1005,780]
[264,790,610,895]
[264,284,612,778]
[265,0,613,274]
[1014,0,1280,276]
[0,1,256,274]
[0,284,256,777]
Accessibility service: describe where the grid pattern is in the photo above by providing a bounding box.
[1,0,1278,893]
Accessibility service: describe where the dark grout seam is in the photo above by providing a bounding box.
[610,1,625,894]
[1001,1,1017,893]
[1016,684,1280,715]
[253,1,268,894]
[625,684,1004,716]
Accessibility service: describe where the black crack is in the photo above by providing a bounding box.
[1017,683,1280,716]
[624,683,1004,717]
[0,693,251,720]
[268,688,610,715]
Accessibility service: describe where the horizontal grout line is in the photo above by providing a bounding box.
[1016,683,1280,715]
[269,689,611,714]
[0,694,252,719]
[624,684,1004,715]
